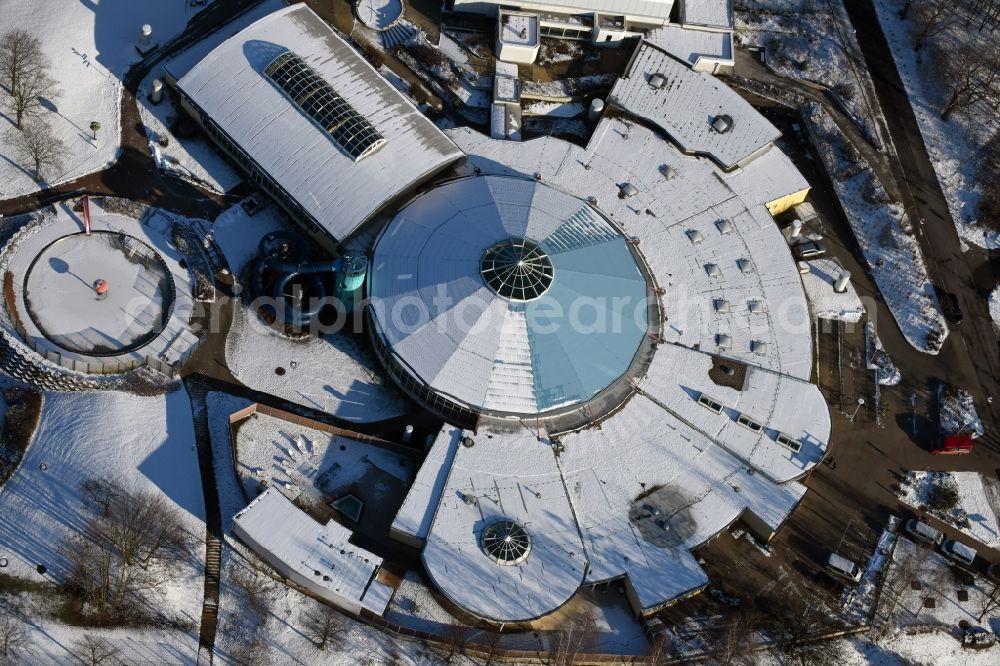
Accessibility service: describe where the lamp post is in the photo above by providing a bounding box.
[89,121,101,143]
[849,397,865,422]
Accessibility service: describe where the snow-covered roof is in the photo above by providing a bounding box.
[232,488,390,614]
[506,0,677,21]
[680,0,733,29]
[446,118,813,382]
[176,4,463,242]
[646,25,734,69]
[421,428,587,623]
[390,425,464,542]
[610,42,780,170]
[368,175,648,416]
[800,257,865,323]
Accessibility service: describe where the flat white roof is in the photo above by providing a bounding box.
[233,488,389,614]
[610,42,780,170]
[421,429,587,623]
[177,4,463,242]
[680,0,733,29]
[499,12,538,46]
[646,24,734,68]
[391,425,463,542]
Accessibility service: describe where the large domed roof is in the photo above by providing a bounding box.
[368,175,651,417]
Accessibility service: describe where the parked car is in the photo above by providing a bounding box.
[942,538,977,566]
[905,518,944,546]
[932,434,973,455]
[937,289,964,324]
[793,239,827,261]
[826,552,863,582]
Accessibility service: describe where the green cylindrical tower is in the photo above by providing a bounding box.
[334,254,368,311]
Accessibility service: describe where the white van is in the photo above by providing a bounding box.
[942,539,977,566]
[826,553,863,582]
[905,519,943,546]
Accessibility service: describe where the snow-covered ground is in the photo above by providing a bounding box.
[866,322,901,386]
[211,203,408,422]
[843,517,899,623]
[804,104,947,353]
[938,385,984,439]
[0,387,205,658]
[990,287,1000,334]
[735,0,886,146]
[233,411,413,506]
[873,0,1000,250]
[136,68,241,194]
[898,471,1000,548]
[0,0,211,199]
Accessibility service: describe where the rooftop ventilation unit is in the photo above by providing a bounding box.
[686,229,704,244]
[716,219,734,235]
[737,258,753,273]
[648,73,667,89]
[711,114,733,134]
[619,182,639,198]
[705,263,721,277]
[748,299,765,314]
[716,333,733,350]
[659,164,677,180]
[752,340,768,355]
[714,299,730,313]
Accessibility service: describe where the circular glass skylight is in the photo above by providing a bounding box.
[480,239,554,301]
[480,519,531,565]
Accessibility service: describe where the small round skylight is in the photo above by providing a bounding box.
[480,519,531,565]
[480,239,554,301]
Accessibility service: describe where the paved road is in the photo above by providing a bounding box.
[844,0,1000,439]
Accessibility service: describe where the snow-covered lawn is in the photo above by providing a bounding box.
[873,0,1000,250]
[804,104,947,353]
[0,387,205,655]
[938,385,984,438]
[898,471,1000,548]
[866,322,901,386]
[136,68,241,194]
[233,410,413,506]
[990,287,1000,334]
[735,0,886,146]
[0,0,210,199]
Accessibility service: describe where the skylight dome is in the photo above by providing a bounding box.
[481,519,531,565]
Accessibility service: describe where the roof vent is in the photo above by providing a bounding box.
[737,258,753,273]
[618,182,639,198]
[752,340,769,356]
[716,333,732,350]
[748,299,765,314]
[716,219,734,235]
[686,229,704,244]
[648,73,667,89]
[711,114,733,134]
[705,263,721,277]
[659,164,677,180]
[714,299,730,313]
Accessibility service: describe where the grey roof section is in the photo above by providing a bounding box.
[680,0,733,29]
[647,24,734,68]
[177,4,463,242]
[484,0,677,21]
[610,42,780,170]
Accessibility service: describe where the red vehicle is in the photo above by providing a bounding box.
[932,434,974,455]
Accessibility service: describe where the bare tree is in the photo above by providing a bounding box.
[73,634,119,666]
[0,31,58,129]
[61,479,194,621]
[299,601,343,651]
[469,631,503,666]
[0,614,29,662]
[5,120,64,182]
[548,611,598,665]
[429,623,473,664]
[938,42,1000,120]
[977,578,1000,623]
[912,0,957,51]
[709,607,760,665]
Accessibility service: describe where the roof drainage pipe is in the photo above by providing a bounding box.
[267,258,343,327]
